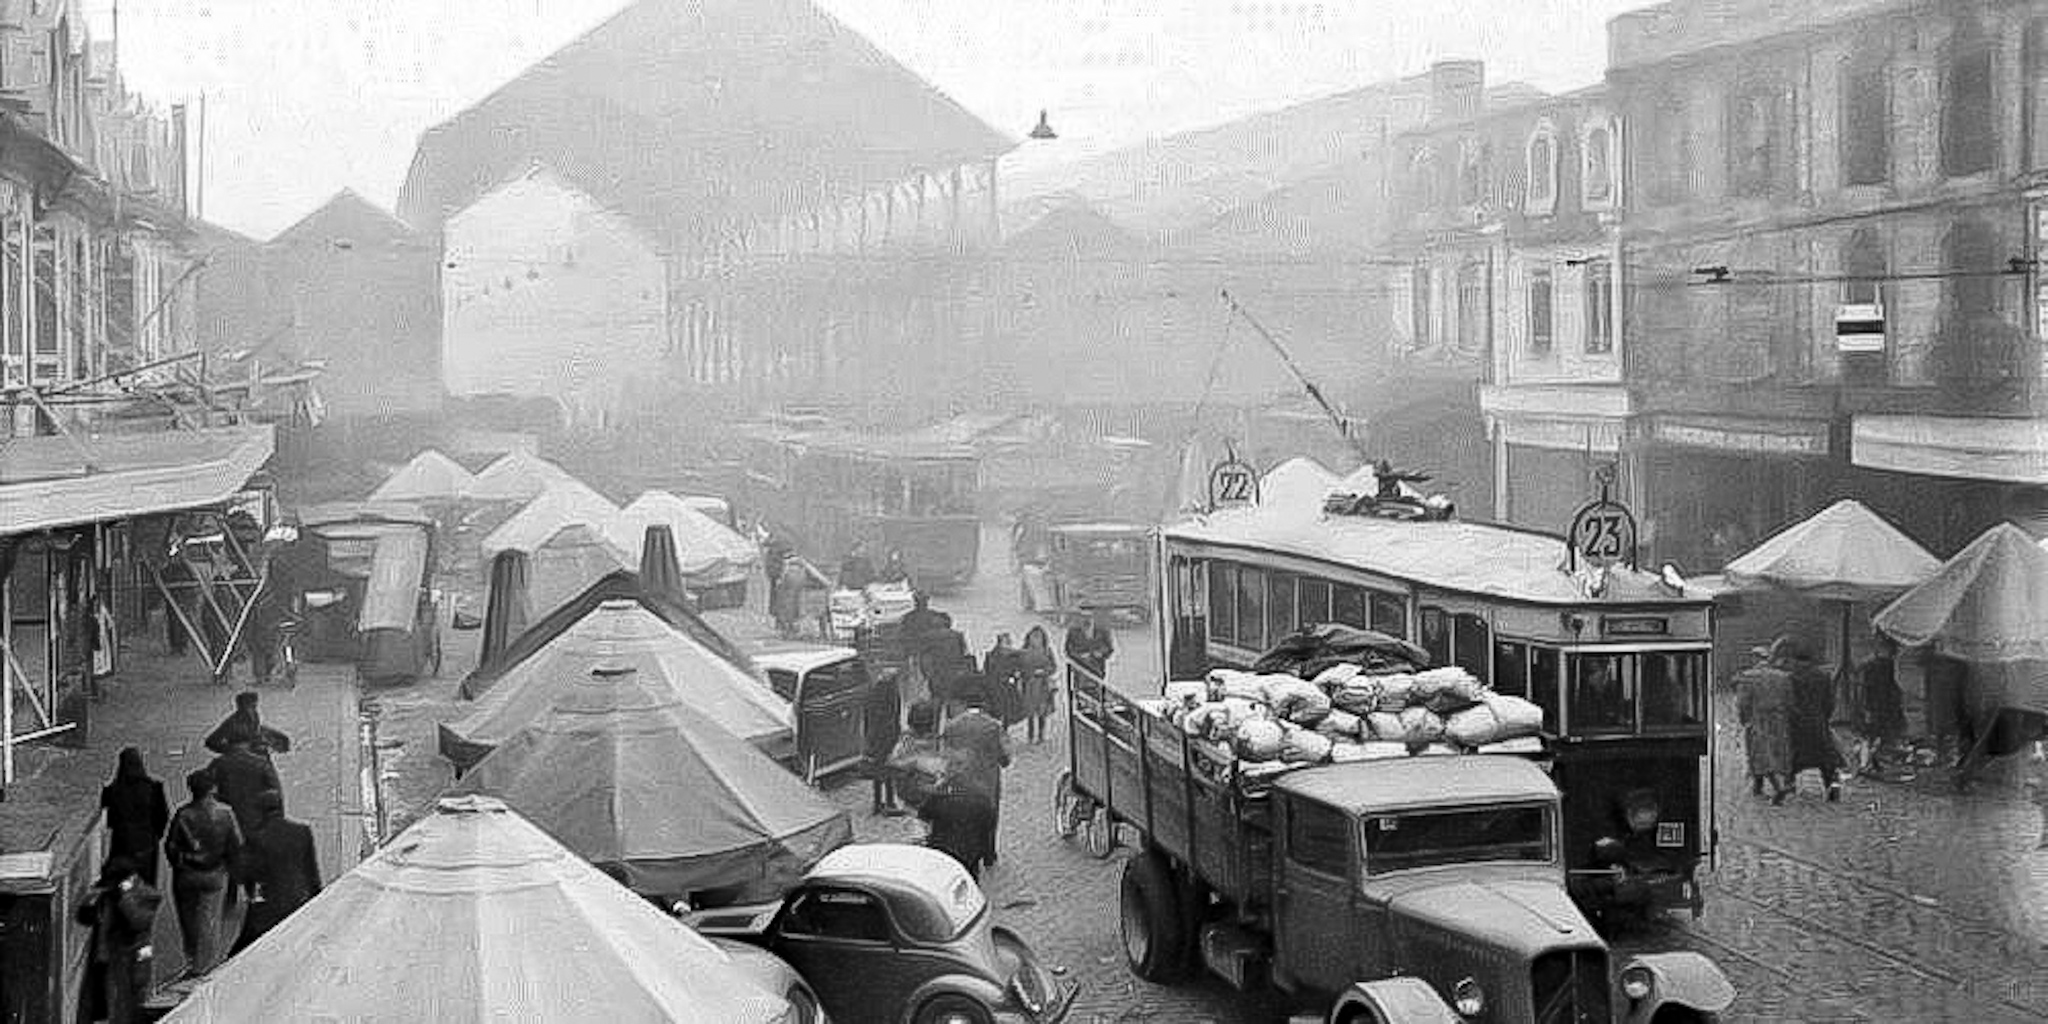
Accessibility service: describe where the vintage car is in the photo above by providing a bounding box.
[688,844,1076,1024]
[1016,520,1152,625]
[710,937,831,1024]
[747,639,877,784]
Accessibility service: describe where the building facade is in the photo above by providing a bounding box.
[1610,0,2048,566]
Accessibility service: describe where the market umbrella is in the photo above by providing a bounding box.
[479,548,532,670]
[1725,499,1941,682]
[638,524,688,607]
[440,598,794,770]
[159,795,793,1023]
[451,665,852,901]
[1875,522,2048,716]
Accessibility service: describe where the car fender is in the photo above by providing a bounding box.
[1328,977,1463,1024]
[1617,951,1738,1023]
[894,972,1010,1024]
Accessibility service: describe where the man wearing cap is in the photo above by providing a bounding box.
[1733,643,1794,804]
[1777,636,1844,802]
[204,691,292,757]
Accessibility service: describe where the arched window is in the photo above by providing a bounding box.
[1526,125,1558,212]
[1582,122,1616,206]
[1942,23,1996,177]
[1842,227,1886,306]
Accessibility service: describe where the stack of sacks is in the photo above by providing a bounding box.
[1159,664,1546,768]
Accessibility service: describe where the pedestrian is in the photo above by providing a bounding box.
[890,702,977,875]
[863,668,905,816]
[878,549,911,586]
[838,541,876,592]
[1064,609,1115,683]
[983,633,1023,721]
[772,555,808,637]
[165,769,243,978]
[1778,636,1844,802]
[100,748,170,888]
[1924,652,1973,769]
[940,689,1012,873]
[231,790,322,954]
[1857,633,1909,778]
[75,855,162,1024]
[245,572,287,686]
[1733,648,1795,805]
[204,691,291,756]
[1018,626,1058,745]
[207,739,283,863]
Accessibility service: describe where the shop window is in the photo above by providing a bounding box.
[1268,572,1299,640]
[1450,613,1491,685]
[1585,260,1615,355]
[1582,122,1616,207]
[1841,48,1891,186]
[1727,82,1784,198]
[1419,606,1450,667]
[1332,584,1369,630]
[1530,646,1561,731]
[1527,268,1554,356]
[1841,227,1885,307]
[1369,590,1408,639]
[1286,799,1352,876]
[1641,652,1706,729]
[1494,641,1530,701]
[1526,125,1558,213]
[1456,263,1487,356]
[1943,26,1996,178]
[1207,562,1238,645]
[1299,578,1332,626]
[1236,565,1268,651]
[1568,653,1635,734]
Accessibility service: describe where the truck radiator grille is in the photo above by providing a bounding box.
[1530,949,1608,1024]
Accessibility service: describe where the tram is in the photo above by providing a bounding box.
[1156,488,1717,924]
[738,425,981,593]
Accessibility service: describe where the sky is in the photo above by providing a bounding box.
[84,0,1654,240]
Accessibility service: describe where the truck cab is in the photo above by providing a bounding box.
[1263,758,1730,1023]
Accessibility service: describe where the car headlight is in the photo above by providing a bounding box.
[1452,977,1484,1016]
[1620,964,1655,1001]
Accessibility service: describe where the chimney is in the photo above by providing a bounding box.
[1426,59,1486,124]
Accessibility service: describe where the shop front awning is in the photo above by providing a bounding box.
[1852,415,2048,485]
[0,425,276,536]
[1647,415,1833,459]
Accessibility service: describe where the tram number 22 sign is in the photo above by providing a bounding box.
[1209,459,1259,510]
[1568,501,1638,570]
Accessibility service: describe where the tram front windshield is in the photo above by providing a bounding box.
[1565,650,1707,735]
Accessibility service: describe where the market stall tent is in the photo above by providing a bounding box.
[158,795,793,1023]
[367,449,474,503]
[524,524,637,624]
[462,570,757,694]
[613,490,759,582]
[442,597,793,769]
[463,450,584,503]
[481,480,622,557]
[451,665,852,902]
[1875,523,2048,716]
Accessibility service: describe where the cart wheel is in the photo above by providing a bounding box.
[1082,807,1117,859]
[1053,769,1080,840]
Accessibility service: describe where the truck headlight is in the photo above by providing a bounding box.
[1620,964,1654,1001]
[1452,977,1484,1016]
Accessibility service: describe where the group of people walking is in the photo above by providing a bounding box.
[79,692,322,1022]
[1734,636,1850,805]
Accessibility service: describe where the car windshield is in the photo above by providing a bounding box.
[1363,803,1555,876]
[891,873,988,942]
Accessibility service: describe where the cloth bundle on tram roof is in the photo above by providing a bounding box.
[449,666,852,903]
[444,590,789,768]
[156,794,794,1024]
[367,448,474,503]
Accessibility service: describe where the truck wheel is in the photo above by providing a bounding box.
[912,993,992,1024]
[1120,853,1190,983]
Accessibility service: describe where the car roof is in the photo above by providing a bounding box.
[744,639,861,675]
[1051,521,1152,535]
[808,845,982,919]
[1275,756,1559,815]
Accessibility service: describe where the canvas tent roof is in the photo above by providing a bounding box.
[463,570,757,694]
[526,524,638,623]
[614,490,759,581]
[464,450,584,503]
[482,480,622,556]
[451,666,851,900]
[442,598,792,769]
[158,795,792,1023]
[368,449,474,503]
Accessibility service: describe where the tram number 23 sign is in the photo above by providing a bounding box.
[1209,459,1259,510]
[1567,500,1638,570]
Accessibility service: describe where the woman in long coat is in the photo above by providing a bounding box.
[1734,658,1795,805]
[100,748,170,886]
[1018,627,1057,744]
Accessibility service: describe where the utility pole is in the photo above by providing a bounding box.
[196,92,206,221]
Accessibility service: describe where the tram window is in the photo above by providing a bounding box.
[1569,654,1635,734]
[1530,646,1561,731]
[1419,607,1450,667]
[1269,573,1299,639]
[1299,578,1332,626]
[1208,562,1238,644]
[1494,641,1530,700]
[1331,584,1369,629]
[1450,613,1490,685]
[1237,566,1269,651]
[1369,590,1408,639]
[1641,651,1707,728]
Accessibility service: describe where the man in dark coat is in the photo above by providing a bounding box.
[76,855,162,1024]
[209,739,283,839]
[1064,609,1116,682]
[231,790,322,953]
[100,748,170,886]
[940,691,1012,872]
[1777,637,1843,802]
[166,769,242,978]
[205,691,291,756]
[863,669,904,816]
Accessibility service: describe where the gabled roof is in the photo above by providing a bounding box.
[395,0,1013,236]
[270,188,415,249]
